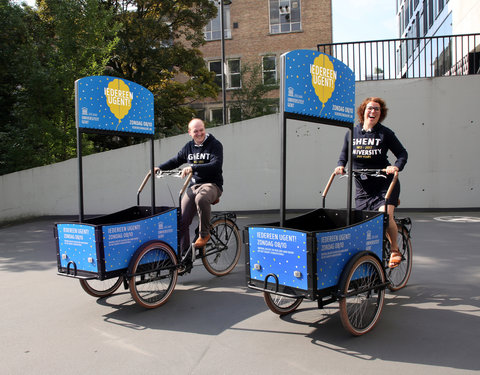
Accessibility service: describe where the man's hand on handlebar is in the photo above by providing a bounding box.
[181,166,192,178]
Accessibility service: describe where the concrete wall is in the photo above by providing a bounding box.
[1,75,479,223]
[451,0,480,35]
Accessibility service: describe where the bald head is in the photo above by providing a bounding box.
[188,118,207,145]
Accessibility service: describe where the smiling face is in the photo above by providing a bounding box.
[363,101,381,128]
[188,118,207,145]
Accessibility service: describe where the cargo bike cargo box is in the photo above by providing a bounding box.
[245,208,385,301]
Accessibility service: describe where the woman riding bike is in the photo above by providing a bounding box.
[335,97,408,268]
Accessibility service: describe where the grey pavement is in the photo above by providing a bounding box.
[1,211,480,374]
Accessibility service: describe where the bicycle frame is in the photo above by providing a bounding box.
[137,169,239,267]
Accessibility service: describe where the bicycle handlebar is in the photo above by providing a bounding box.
[137,168,193,206]
[155,169,183,178]
[155,169,193,197]
[322,168,399,206]
[137,170,154,197]
[350,168,389,177]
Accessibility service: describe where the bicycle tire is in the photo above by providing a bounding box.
[202,218,241,276]
[129,242,178,309]
[338,252,386,336]
[79,276,123,298]
[264,292,303,316]
[386,223,413,291]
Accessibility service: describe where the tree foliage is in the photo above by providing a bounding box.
[1,0,119,174]
[0,0,31,174]
[105,0,219,138]
[1,0,220,175]
[229,62,279,122]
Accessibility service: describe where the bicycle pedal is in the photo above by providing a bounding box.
[178,261,193,275]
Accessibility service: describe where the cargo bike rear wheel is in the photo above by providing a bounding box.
[385,219,413,291]
[202,216,241,277]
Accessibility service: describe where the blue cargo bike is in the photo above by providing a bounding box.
[244,50,412,335]
[54,76,240,309]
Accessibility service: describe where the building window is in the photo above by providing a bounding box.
[423,0,428,34]
[230,107,242,123]
[405,1,410,26]
[262,56,277,85]
[437,0,444,15]
[397,13,403,38]
[228,59,241,88]
[209,60,222,87]
[210,108,223,124]
[208,58,241,89]
[428,0,434,28]
[195,109,206,122]
[416,12,421,46]
[269,0,301,34]
[204,2,231,41]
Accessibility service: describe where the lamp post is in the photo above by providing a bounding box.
[220,0,231,125]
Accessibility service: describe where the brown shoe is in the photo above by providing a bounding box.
[194,234,210,248]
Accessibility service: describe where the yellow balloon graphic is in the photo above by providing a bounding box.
[311,54,336,115]
[105,79,133,129]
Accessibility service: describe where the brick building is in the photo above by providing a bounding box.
[193,0,332,124]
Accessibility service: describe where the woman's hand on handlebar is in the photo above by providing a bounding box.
[334,166,345,175]
[385,166,399,175]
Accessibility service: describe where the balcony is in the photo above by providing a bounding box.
[318,33,480,81]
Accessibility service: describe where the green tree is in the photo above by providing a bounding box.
[29,0,120,161]
[229,62,279,122]
[105,0,219,137]
[1,0,220,175]
[0,0,34,174]
[0,0,120,175]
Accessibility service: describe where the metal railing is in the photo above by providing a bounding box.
[318,33,480,81]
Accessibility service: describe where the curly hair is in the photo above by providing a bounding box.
[357,97,388,124]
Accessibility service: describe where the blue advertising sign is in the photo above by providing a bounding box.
[248,227,308,290]
[316,214,383,289]
[57,209,178,274]
[75,76,154,135]
[57,223,98,273]
[102,209,177,272]
[282,50,355,123]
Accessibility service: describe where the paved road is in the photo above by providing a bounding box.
[1,211,479,374]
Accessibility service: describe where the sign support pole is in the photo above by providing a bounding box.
[280,55,287,227]
[77,127,84,223]
[150,137,155,215]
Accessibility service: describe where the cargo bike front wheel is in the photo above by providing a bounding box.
[261,273,304,316]
[79,276,124,298]
[264,292,303,316]
[128,241,178,309]
[338,252,386,336]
